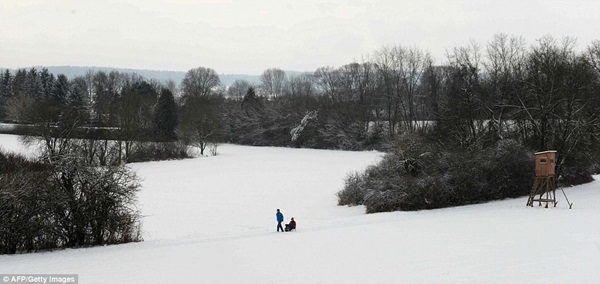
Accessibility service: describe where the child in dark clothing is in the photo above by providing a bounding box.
[285,217,296,232]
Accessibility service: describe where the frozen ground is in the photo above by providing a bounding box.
[1,134,599,283]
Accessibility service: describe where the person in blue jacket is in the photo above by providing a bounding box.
[276,209,284,232]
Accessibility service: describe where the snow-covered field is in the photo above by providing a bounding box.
[1,134,599,283]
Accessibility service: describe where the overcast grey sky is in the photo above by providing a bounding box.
[1,0,598,74]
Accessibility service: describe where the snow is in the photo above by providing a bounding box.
[1,133,600,283]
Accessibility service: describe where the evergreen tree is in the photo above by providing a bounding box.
[0,70,11,120]
[25,68,42,98]
[40,68,55,99]
[52,74,69,104]
[67,77,88,107]
[153,88,178,140]
[241,87,262,115]
[0,69,11,98]
[11,69,27,97]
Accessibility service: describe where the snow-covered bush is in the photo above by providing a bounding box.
[338,138,535,213]
[0,148,142,254]
[128,141,191,162]
[337,172,368,206]
[558,151,595,186]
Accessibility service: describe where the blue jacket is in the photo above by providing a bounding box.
[276,212,284,222]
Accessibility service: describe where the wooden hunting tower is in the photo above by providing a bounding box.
[535,151,556,177]
[527,151,557,207]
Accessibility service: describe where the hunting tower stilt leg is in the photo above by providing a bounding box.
[527,176,556,208]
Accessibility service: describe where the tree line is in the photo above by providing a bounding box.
[230,34,600,178]
[1,34,599,179]
[1,34,600,167]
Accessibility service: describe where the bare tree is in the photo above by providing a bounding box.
[402,48,428,132]
[518,36,599,155]
[441,41,487,147]
[421,60,450,125]
[260,68,286,98]
[483,33,527,140]
[587,40,600,74]
[181,66,220,98]
[313,66,341,101]
[165,79,179,98]
[178,95,223,155]
[373,46,405,136]
[91,71,126,126]
[228,79,252,101]
[115,81,158,161]
[284,74,315,97]
[337,62,381,131]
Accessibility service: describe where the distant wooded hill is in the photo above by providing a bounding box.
[1,66,262,87]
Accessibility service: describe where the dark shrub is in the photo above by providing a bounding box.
[0,148,142,254]
[127,141,192,163]
[338,138,535,213]
[558,152,595,186]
